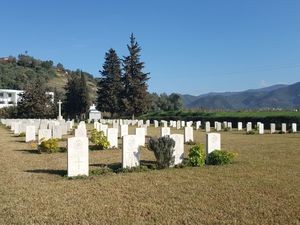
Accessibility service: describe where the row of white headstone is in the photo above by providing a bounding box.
[245,122,297,134]
[95,119,298,134]
[1,119,74,143]
[67,125,221,177]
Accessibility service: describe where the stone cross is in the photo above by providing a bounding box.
[57,100,63,120]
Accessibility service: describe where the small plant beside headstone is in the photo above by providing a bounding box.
[18,132,26,137]
[90,129,110,150]
[246,130,256,135]
[188,144,206,167]
[148,136,175,169]
[38,138,60,153]
[207,150,236,165]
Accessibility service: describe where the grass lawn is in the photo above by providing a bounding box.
[0,125,299,225]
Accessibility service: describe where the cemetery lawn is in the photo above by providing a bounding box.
[0,125,299,225]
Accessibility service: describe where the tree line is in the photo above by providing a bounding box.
[0,34,182,119]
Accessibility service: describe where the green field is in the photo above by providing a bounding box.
[0,124,299,224]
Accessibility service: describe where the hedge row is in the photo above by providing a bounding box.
[139,111,300,129]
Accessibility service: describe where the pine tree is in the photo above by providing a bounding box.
[63,70,90,119]
[17,79,55,118]
[122,34,150,117]
[78,71,90,119]
[97,48,123,118]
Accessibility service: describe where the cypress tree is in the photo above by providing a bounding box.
[64,70,90,119]
[122,34,150,117]
[97,48,123,118]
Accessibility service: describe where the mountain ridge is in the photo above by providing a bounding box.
[181,82,300,109]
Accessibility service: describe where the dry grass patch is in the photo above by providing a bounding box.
[0,125,299,225]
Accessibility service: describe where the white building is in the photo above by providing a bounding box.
[89,104,101,121]
[0,89,54,109]
[0,89,23,108]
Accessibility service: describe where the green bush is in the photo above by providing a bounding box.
[18,132,26,137]
[148,136,175,169]
[185,140,196,145]
[207,150,236,165]
[38,138,59,153]
[90,129,110,150]
[188,144,206,167]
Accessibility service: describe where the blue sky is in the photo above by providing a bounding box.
[1,0,300,95]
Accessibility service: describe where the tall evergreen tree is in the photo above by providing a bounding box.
[63,70,90,119]
[97,48,123,118]
[17,79,55,118]
[122,34,150,117]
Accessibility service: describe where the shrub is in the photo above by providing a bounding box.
[277,130,286,134]
[90,129,110,150]
[185,140,196,145]
[18,132,26,137]
[207,150,236,165]
[246,130,255,135]
[148,136,175,169]
[38,138,59,153]
[188,144,206,167]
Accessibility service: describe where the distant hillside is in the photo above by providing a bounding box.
[181,82,300,109]
[0,55,97,102]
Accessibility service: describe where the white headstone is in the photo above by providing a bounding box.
[227,122,232,130]
[135,128,145,146]
[206,133,221,156]
[184,127,193,142]
[14,122,21,135]
[196,121,201,130]
[107,128,118,148]
[246,122,252,132]
[25,126,36,142]
[216,122,222,131]
[154,120,159,128]
[122,135,140,168]
[176,120,181,130]
[162,121,168,128]
[67,137,89,177]
[160,127,171,137]
[138,120,143,127]
[238,122,243,131]
[281,123,286,133]
[100,124,108,136]
[292,123,297,133]
[38,129,52,144]
[258,123,264,134]
[146,120,150,126]
[181,121,185,127]
[120,124,128,137]
[205,122,211,132]
[270,123,276,134]
[75,128,87,137]
[170,134,184,166]
[53,126,62,139]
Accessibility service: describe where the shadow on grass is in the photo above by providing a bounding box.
[14,149,39,154]
[90,162,122,171]
[90,160,157,172]
[25,169,67,177]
